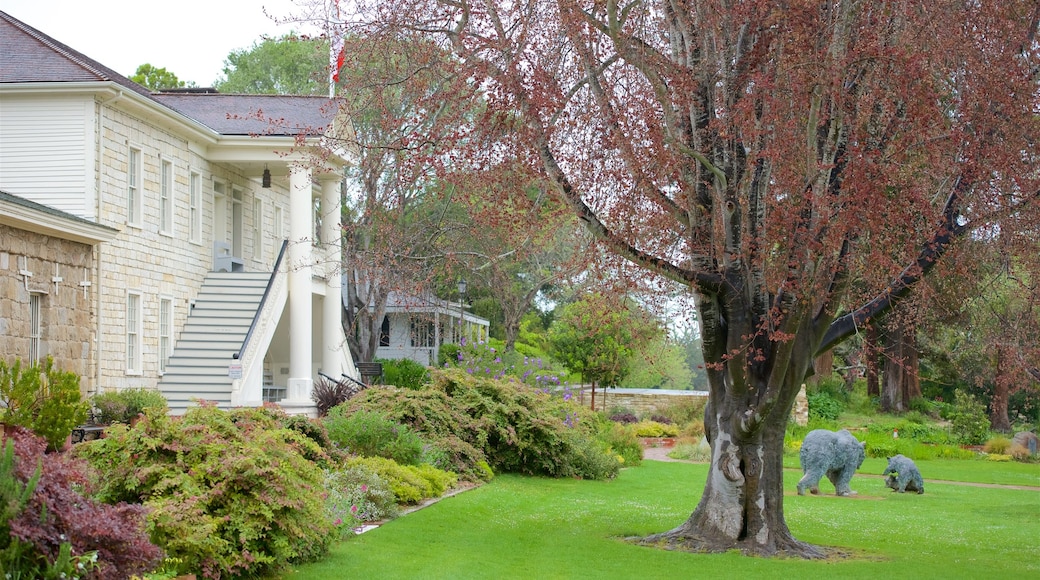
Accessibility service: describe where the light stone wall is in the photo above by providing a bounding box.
[92,100,293,392]
[583,388,709,415]
[0,224,94,390]
[580,386,809,425]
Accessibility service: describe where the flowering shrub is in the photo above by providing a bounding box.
[1,427,161,578]
[446,339,571,390]
[324,465,399,537]
[75,405,332,579]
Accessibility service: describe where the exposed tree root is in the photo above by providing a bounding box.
[631,529,837,560]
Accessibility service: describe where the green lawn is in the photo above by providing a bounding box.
[285,460,1040,579]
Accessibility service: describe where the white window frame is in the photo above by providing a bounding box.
[189,170,202,244]
[160,157,174,236]
[410,316,436,348]
[127,146,143,227]
[29,293,42,364]
[273,205,284,240]
[252,197,264,261]
[126,291,143,375]
[159,295,173,375]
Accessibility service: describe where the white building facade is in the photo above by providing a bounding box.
[0,11,359,415]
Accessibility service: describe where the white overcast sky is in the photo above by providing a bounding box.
[1,0,323,86]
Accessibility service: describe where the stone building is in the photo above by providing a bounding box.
[0,191,117,380]
[0,10,359,415]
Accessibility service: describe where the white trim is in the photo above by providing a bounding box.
[158,295,174,375]
[189,170,202,244]
[159,157,174,236]
[127,145,143,227]
[252,197,264,261]
[28,293,42,364]
[126,290,143,375]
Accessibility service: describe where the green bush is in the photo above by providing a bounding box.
[347,386,491,481]
[324,408,425,465]
[983,435,1012,455]
[429,369,616,479]
[438,344,461,367]
[596,422,643,467]
[0,357,88,451]
[669,437,713,462]
[651,396,707,427]
[908,397,939,417]
[807,391,844,422]
[379,358,431,390]
[91,387,167,425]
[563,431,622,480]
[632,420,680,438]
[346,456,457,504]
[950,392,990,444]
[75,405,333,578]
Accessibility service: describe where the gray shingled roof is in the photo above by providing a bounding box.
[153,93,340,136]
[1,10,341,138]
[0,10,152,97]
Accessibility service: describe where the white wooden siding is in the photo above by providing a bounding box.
[0,96,95,218]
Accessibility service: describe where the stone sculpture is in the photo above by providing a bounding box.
[882,454,925,494]
[797,428,865,496]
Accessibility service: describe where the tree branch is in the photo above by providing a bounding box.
[817,176,971,354]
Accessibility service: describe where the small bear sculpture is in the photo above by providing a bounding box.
[882,454,925,494]
[797,428,865,496]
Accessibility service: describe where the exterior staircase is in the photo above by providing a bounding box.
[158,271,272,414]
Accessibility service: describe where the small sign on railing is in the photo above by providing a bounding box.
[228,362,243,379]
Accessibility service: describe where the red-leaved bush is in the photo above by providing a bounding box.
[3,426,162,578]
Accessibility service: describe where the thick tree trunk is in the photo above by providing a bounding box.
[808,351,834,386]
[990,347,1012,432]
[901,329,921,410]
[881,317,919,413]
[639,378,827,557]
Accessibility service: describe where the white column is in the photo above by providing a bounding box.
[321,177,342,376]
[287,164,313,401]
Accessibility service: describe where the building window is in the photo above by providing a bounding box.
[253,198,264,261]
[126,292,142,374]
[410,316,435,348]
[160,158,173,235]
[380,316,390,347]
[128,146,142,226]
[29,293,42,364]
[159,296,173,375]
[273,205,284,239]
[189,171,202,244]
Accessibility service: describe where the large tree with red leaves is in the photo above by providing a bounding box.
[321,0,1040,557]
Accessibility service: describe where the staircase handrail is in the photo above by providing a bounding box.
[234,239,288,361]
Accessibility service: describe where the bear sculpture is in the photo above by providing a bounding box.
[882,454,924,494]
[797,429,865,496]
